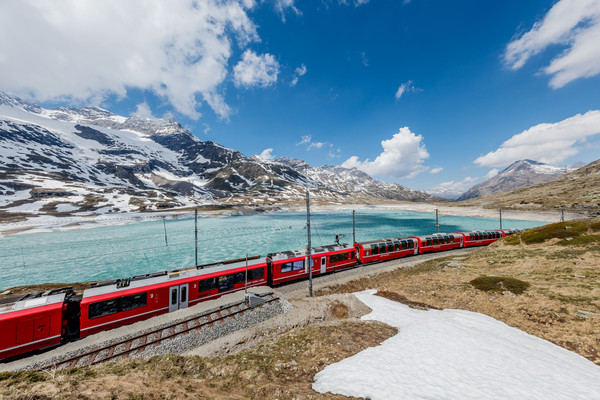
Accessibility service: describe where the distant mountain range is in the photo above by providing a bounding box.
[457,160,581,201]
[460,159,600,211]
[0,92,442,221]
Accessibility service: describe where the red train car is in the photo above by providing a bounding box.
[0,289,71,360]
[79,257,267,337]
[457,230,503,247]
[354,237,418,264]
[411,233,463,254]
[501,229,524,237]
[267,244,357,286]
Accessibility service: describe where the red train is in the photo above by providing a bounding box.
[0,228,522,361]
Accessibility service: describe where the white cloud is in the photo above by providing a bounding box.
[395,80,420,100]
[133,102,155,119]
[429,176,479,199]
[0,0,265,120]
[274,0,301,22]
[341,127,430,179]
[290,64,307,86]
[257,148,275,161]
[297,135,312,145]
[429,167,443,174]
[297,135,326,150]
[484,168,500,179]
[474,110,600,168]
[233,50,280,88]
[504,0,600,88]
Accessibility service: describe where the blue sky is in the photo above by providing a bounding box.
[1,0,599,197]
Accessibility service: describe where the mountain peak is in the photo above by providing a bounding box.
[458,159,569,201]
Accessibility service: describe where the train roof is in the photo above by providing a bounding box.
[358,237,417,246]
[83,256,266,299]
[0,291,68,315]
[411,233,461,239]
[268,243,352,261]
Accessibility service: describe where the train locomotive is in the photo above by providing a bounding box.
[0,228,522,361]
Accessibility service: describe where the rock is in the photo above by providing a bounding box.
[0,290,12,295]
[502,291,516,297]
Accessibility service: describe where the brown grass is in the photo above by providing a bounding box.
[0,321,397,400]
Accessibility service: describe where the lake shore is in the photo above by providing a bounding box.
[0,201,577,237]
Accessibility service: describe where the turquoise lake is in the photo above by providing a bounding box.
[0,209,549,290]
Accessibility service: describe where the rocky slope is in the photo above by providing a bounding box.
[458,160,574,201]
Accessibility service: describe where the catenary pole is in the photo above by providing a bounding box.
[163,217,168,246]
[194,208,198,265]
[435,209,439,233]
[352,210,356,244]
[306,188,313,297]
[499,209,503,230]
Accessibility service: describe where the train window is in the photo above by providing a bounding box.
[292,260,305,271]
[234,272,246,284]
[181,287,187,303]
[120,293,147,312]
[400,240,406,250]
[198,277,217,293]
[408,240,414,248]
[386,243,394,252]
[379,243,387,253]
[218,275,234,292]
[426,238,432,247]
[371,245,379,255]
[89,299,118,319]
[330,252,349,264]
[350,251,356,259]
[281,262,293,273]
[248,268,265,281]
[171,288,177,305]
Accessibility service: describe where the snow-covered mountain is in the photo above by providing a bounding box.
[457,160,576,201]
[0,93,441,221]
[276,158,442,203]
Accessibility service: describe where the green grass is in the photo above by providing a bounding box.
[521,221,588,244]
[503,234,522,246]
[557,234,600,246]
[469,276,530,294]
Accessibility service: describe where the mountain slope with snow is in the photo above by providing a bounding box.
[458,160,574,201]
[0,93,442,223]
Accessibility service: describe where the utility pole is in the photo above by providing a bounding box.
[352,210,356,244]
[435,209,439,233]
[306,188,313,297]
[499,209,503,230]
[561,209,565,222]
[163,217,168,246]
[194,208,198,265]
[245,253,248,294]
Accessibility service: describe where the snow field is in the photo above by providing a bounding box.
[313,289,600,400]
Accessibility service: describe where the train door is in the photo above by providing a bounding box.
[168,283,189,313]
[320,257,326,274]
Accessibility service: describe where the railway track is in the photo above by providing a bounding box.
[36,292,279,371]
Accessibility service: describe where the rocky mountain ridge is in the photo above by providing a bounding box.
[0,93,441,222]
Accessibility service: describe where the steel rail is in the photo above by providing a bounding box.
[36,292,278,371]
